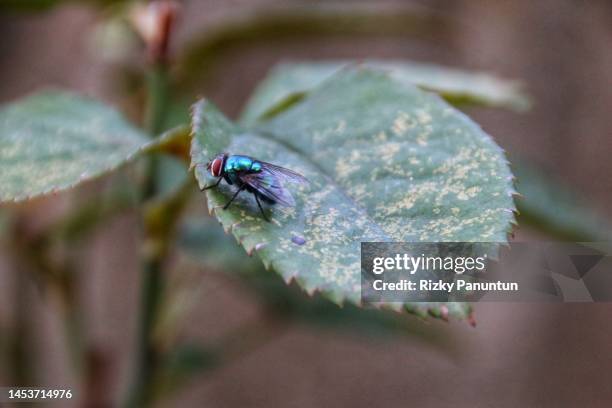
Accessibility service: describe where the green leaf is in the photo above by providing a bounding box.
[241,61,530,124]
[191,68,516,320]
[178,216,464,351]
[0,90,150,203]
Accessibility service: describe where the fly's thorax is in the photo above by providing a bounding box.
[224,155,262,174]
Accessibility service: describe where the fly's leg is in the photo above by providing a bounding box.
[201,178,222,191]
[223,186,245,209]
[254,194,270,222]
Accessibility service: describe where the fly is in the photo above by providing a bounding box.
[202,153,308,222]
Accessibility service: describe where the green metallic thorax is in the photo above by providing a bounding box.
[223,155,262,184]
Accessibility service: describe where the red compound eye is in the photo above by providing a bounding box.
[211,158,223,177]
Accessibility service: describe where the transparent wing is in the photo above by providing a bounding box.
[240,170,296,207]
[258,162,309,185]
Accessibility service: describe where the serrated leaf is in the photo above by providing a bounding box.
[178,216,464,351]
[241,60,530,124]
[191,68,516,320]
[0,90,158,203]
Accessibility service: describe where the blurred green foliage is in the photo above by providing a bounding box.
[512,158,612,241]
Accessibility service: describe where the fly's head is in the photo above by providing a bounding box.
[207,153,228,177]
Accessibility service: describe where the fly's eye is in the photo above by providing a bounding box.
[211,158,223,177]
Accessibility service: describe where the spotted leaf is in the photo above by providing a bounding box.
[178,216,464,351]
[191,68,516,321]
[0,90,157,202]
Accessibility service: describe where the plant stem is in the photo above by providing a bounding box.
[124,63,171,408]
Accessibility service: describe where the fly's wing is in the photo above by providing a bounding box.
[258,161,309,185]
[240,170,296,207]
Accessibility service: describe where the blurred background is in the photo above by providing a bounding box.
[1,0,612,407]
